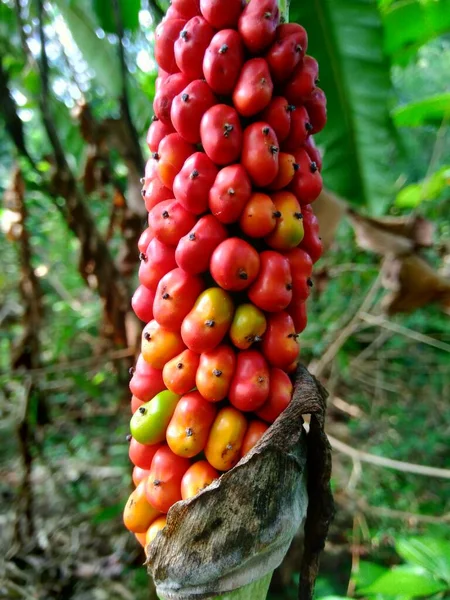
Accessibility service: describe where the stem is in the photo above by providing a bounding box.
[278,0,290,23]
[159,573,273,600]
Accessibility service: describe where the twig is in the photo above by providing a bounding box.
[309,273,383,378]
[0,347,134,378]
[327,432,450,480]
[359,312,450,353]
[355,499,450,525]
[112,0,144,174]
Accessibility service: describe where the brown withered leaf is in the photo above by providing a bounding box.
[312,189,347,251]
[348,210,434,256]
[381,254,450,314]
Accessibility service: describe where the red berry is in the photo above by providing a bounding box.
[232,58,273,118]
[148,199,197,246]
[284,56,319,105]
[147,118,175,153]
[203,29,245,96]
[248,250,292,312]
[171,80,216,144]
[208,164,252,224]
[132,284,156,323]
[157,133,196,188]
[174,16,215,80]
[155,18,186,74]
[200,104,243,166]
[176,215,228,274]
[241,122,279,187]
[154,72,191,125]
[238,0,279,54]
[200,0,242,29]
[173,152,219,215]
[210,238,260,291]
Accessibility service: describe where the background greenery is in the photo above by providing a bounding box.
[0,0,449,599]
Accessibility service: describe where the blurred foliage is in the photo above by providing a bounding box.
[0,0,449,599]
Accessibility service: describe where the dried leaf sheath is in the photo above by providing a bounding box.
[146,366,333,600]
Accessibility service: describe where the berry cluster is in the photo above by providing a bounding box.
[124,0,326,553]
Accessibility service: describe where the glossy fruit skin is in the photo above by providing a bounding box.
[154,73,191,125]
[172,0,200,19]
[240,420,269,457]
[256,367,293,423]
[174,16,215,80]
[123,480,161,533]
[200,105,243,166]
[138,227,153,254]
[153,268,204,330]
[138,238,177,291]
[175,215,227,274]
[135,531,147,548]
[290,148,323,205]
[157,134,196,188]
[239,192,279,238]
[265,23,308,83]
[129,439,162,470]
[155,18,186,74]
[210,238,260,291]
[145,446,190,513]
[232,58,273,118]
[132,466,151,487]
[267,152,297,191]
[260,96,293,143]
[141,320,186,369]
[284,56,319,105]
[166,391,217,457]
[208,164,252,224]
[203,29,245,95]
[132,284,155,323]
[248,251,293,312]
[143,153,160,189]
[238,0,279,54]
[200,0,242,28]
[144,178,173,213]
[204,406,248,471]
[241,122,279,187]
[171,80,216,145]
[285,247,313,291]
[147,117,175,153]
[303,136,322,171]
[181,287,234,353]
[299,205,323,263]
[173,152,219,214]
[131,395,145,414]
[230,304,267,350]
[282,105,311,152]
[261,311,299,369]
[229,350,270,412]
[287,297,308,333]
[181,460,219,499]
[130,390,181,445]
[303,87,327,134]
[162,349,200,395]
[196,344,236,402]
[145,515,167,548]
[129,354,166,402]
[148,199,197,247]
[265,191,304,251]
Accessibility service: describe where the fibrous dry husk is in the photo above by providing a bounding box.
[146,367,333,600]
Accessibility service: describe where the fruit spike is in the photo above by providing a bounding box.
[125,0,326,586]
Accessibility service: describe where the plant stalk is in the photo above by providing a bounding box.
[278,0,290,23]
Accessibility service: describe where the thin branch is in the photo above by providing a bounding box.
[359,312,450,353]
[36,0,68,170]
[112,0,145,173]
[327,431,450,480]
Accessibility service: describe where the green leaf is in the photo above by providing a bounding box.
[53,0,122,98]
[396,537,450,585]
[354,561,389,589]
[358,565,448,597]
[396,166,450,207]
[291,0,396,214]
[393,93,450,127]
[92,0,140,33]
[382,0,450,65]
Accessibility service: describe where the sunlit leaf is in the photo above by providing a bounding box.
[396,166,450,208]
[393,93,450,127]
[396,538,450,584]
[292,0,397,214]
[92,0,141,33]
[53,0,122,98]
[382,0,450,65]
[358,565,448,596]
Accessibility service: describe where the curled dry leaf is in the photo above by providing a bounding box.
[312,189,347,251]
[381,254,450,315]
[348,209,434,256]
[146,367,333,600]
